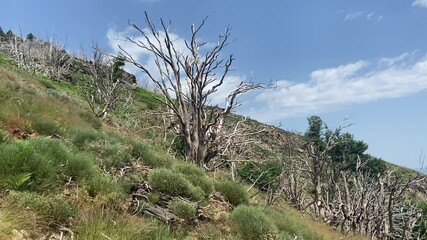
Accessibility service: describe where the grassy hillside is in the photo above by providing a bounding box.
[0,52,375,239]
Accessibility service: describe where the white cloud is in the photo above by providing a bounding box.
[413,0,427,8]
[107,26,247,108]
[344,11,383,22]
[107,26,188,86]
[366,12,383,22]
[248,52,427,122]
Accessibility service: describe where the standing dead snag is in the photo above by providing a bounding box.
[79,44,133,119]
[119,12,262,168]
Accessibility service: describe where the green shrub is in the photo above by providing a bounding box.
[175,162,214,196]
[0,139,59,191]
[231,205,277,240]
[189,186,205,201]
[0,138,118,195]
[170,136,185,157]
[174,161,205,176]
[130,141,173,168]
[70,128,103,149]
[32,118,63,135]
[147,168,203,201]
[93,140,132,169]
[264,207,324,240]
[84,175,127,200]
[169,199,196,221]
[238,160,282,191]
[0,173,32,190]
[5,191,76,224]
[65,152,99,182]
[215,180,249,206]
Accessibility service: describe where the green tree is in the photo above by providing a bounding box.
[6,30,14,38]
[0,27,5,39]
[26,33,35,41]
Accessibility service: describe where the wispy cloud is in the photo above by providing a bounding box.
[344,11,364,21]
[344,11,383,22]
[247,52,427,122]
[413,0,427,8]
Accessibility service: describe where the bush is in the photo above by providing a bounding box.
[147,168,203,201]
[65,152,99,182]
[238,160,282,191]
[84,175,127,200]
[174,161,205,176]
[130,141,173,168]
[175,162,214,196]
[0,139,59,191]
[5,191,76,224]
[264,207,324,240]
[70,128,104,148]
[0,138,120,195]
[31,118,63,136]
[215,180,249,206]
[231,205,277,240]
[169,199,196,221]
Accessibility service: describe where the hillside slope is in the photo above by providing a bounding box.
[0,51,376,240]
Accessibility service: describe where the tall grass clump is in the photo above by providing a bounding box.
[31,118,63,136]
[0,138,122,196]
[75,208,175,240]
[148,168,204,201]
[0,139,62,191]
[69,128,104,149]
[231,205,277,240]
[215,180,249,206]
[5,191,76,225]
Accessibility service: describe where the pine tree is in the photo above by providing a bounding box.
[26,33,35,41]
[0,27,5,38]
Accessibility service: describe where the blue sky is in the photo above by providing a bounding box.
[1,0,427,169]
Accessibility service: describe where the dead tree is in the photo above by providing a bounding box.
[326,167,425,239]
[79,44,133,119]
[42,37,73,80]
[303,127,342,217]
[119,12,262,168]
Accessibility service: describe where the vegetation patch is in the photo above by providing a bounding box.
[130,140,173,168]
[4,191,76,225]
[231,205,277,240]
[175,162,214,196]
[238,160,282,191]
[147,168,204,201]
[31,118,63,136]
[215,180,249,206]
[169,199,196,222]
